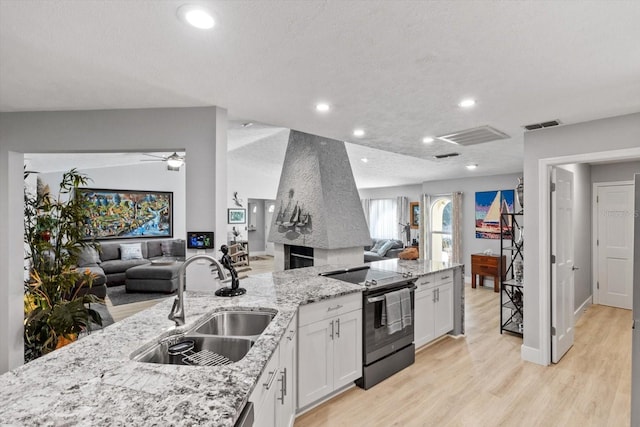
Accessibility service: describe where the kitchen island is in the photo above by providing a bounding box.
[0,260,462,426]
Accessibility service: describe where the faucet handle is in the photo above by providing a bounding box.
[168,297,179,320]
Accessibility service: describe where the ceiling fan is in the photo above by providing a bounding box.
[140,152,185,171]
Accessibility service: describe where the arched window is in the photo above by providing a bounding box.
[430,197,452,262]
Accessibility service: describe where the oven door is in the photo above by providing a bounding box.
[363,283,415,365]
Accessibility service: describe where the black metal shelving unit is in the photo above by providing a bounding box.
[500,212,524,336]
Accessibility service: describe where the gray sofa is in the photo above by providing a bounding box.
[364,238,405,262]
[75,239,186,296]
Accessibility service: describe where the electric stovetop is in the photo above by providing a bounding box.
[319,265,413,289]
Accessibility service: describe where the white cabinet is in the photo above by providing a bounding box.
[251,345,280,427]
[251,313,298,427]
[277,312,297,427]
[414,272,454,348]
[297,293,362,410]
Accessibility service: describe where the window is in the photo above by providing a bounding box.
[431,197,452,262]
[368,199,397,239]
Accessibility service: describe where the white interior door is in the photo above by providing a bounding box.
[551,167,575,363]
[596,183,634,309]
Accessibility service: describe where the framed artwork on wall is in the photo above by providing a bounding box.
[410,201,420,229]
[228,208,246,224]
[76,188,173,240]
[475,189,514,239]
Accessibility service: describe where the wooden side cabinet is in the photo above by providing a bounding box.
[471,254,506,292]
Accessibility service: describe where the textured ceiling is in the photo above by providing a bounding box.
[3,1,640,188]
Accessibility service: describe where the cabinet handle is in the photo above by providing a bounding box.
[287,328,296,341]
[283,367,287,397]
[335,318,340,338]
[277,369,286,404]
[330,320,334,340]
[263,370,277,390]
[441,275,450,280]
[433,290,437,303]
[437,288,440,302]
[327,304,343,312]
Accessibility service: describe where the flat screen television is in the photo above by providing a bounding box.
[187,231,214,249]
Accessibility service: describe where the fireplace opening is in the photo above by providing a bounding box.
[285,245,314,270]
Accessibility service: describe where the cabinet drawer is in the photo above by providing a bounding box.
[415,273,436,291]
[299,293,362,326]
[436,270,454,287]
[472,255,499,267]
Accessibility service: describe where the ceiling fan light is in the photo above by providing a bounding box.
[167,158,183,168]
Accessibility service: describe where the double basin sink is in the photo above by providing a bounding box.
[132,309,277,367]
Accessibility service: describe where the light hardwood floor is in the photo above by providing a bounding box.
[295,286,632,427]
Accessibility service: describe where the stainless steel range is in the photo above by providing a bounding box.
[320,265,417,389]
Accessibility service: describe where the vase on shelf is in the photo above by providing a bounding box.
[515,177,524,213]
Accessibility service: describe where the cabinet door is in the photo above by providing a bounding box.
[414,288,436,348]
[332,310,362,389]
[252,352,280,427]
[434,283,454,337]
[278,317,297,427]
[297,320,333,408]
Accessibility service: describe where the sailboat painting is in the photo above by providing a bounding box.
[475,190,515,239]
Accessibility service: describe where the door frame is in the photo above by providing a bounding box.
[536,147,640,366]
[591,180,634,306]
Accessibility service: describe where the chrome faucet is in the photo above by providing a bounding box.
[168,254,227,326]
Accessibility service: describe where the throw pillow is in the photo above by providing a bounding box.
[399,247,419,260]
[77,246,101,267]
[161,240,175,257]
[376,240,395,257]
[120,243,143,260]
[370,240,385,252]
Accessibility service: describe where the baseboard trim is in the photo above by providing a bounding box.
[521,344,547,366]
[574,296,592,324]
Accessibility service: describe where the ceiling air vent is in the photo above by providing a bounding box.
[523,119,562,131]
[436,125,509,146]
[433,152,460,159]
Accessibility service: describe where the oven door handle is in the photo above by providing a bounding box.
[366,285,417,303]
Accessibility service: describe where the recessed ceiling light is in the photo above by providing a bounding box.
[353,129,365,137]
[177,5,215,29]
[422,137,434,144]
[241,122,253,128]
[458,99,476,108]
[315,103,330,112]
[361,158,369,163]
[466,164,478,170]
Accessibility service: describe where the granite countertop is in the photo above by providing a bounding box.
[371,258,462,277]
[0,261,460,426]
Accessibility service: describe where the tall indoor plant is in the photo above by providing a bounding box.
[24,168,102,362]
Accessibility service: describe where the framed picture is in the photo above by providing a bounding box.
[410,201,420,229]
[475,189,514,239]
[76,188,173,240]
[228,208,246,224]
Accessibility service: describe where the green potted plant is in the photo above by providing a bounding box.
[23,168,103,362]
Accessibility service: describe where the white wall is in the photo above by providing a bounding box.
[37,162,187,239]
[591,161,640,183]
[0,107,227,374]
[523,112,640,365]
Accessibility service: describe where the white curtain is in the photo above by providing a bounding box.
[396,196,409,244]
[420,194,431,260]
[361,198,371,228]
[451,192,463,264]
[368,198,397,239]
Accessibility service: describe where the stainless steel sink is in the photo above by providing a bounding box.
[133,335,254,366]
[189,310,277,337]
